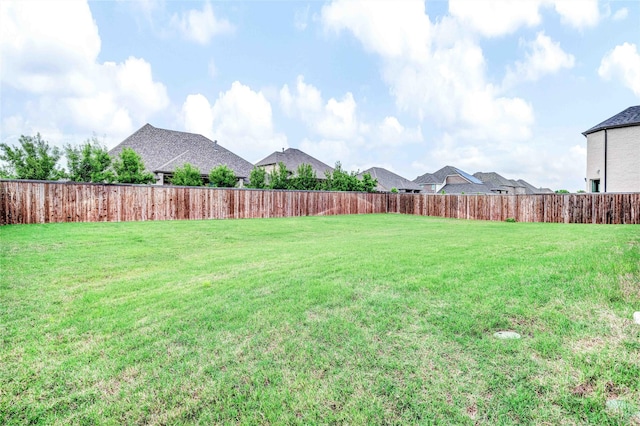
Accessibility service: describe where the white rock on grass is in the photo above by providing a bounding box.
[633,311,640,325]
[493,331,521,339]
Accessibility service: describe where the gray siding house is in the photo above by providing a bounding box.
[583,106,640,193]
[109,124,254,185]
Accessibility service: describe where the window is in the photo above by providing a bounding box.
[591,179,600,193]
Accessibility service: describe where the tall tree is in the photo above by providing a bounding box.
[64,137,114,183]
[208,165,237,188]
[0,134,64,180]
[112,148,155,184]
[171,163,203,186]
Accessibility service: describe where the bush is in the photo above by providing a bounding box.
[390,187,399,194]
[209,165,237,188]
[247,167,267,189]
[112,148,155,184]
[171,163,203,186]
[505,217,517,223]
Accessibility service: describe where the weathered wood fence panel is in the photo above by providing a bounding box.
[1,180,639,225]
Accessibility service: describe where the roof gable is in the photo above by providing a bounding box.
[473,172,517,188]
[583,105,640,135]
[108,124,254,178]
[432,165,482,184]
[359,167,422,192]
[255,148,334,177]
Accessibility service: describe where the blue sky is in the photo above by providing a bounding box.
[1,1,639,190]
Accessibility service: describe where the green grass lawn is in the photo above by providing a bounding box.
[1,214,639,425]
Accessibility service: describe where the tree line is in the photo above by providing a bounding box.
[0,134,378,192]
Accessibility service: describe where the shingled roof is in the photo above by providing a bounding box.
[517,179,554,194]
[582,105,640,136]
[255,148,334,177]
[109,124,254,178]
[415,165,482,185]
[439,183,495,194]
[358,167,422,193]
[473,172,518,189]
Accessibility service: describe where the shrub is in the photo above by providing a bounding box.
[209,165,237,188]
[247,167,267,189]
[390,187,399,193]
[171,163,203,186]
[112,148,155,184]
[505,217,517,223]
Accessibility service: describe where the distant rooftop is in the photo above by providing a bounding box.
[415,165,482,185]
[255,148,333,177]
[109,124,254,178]
[359,167,422,192]
[582,105,640,136]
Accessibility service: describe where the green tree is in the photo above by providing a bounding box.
[323,162,376,192]
[247,166,267,189]
[268,162,290,190]
[555,189,570,194]
[209,165,237,188]
[291,163,318,190]
[64,137,114,183]
[360,172,378,193]
[0,133,64,180]
[171,163,203,186]
[112,148,155,184]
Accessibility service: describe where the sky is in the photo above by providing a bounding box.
[1,0,639,191]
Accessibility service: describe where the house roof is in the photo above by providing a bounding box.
[109,124,255,178]
[255,148,334,177]
[473,172,518,188]
[358,167,422,192]
[517,179,554,194]
[415,165,483,185]
[413,172,439,185]
[438,183,495,194]
[582,105,640,136]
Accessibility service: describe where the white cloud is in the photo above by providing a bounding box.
[280,75,422,147]
[612,7,628,21]
[322,1,534,142]
[598,42,640,97]
[504,32,575,87]
[448,0,542,38]
[552,0,599,29]
[170,2,234,45]
[0,0,100,95]
[181,94,214,139]
[322,0,431,61]
[181,82,288,162]
[447,0,599,38]
[0,0,169,146]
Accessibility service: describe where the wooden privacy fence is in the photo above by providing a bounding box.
[1,180,639,225]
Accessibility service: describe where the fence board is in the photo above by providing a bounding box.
[1,180,639,225]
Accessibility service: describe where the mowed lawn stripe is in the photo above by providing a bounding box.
[1,215,638,424]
